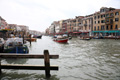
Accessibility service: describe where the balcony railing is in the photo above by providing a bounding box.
[105,21,113,24]
[105,16,114,19]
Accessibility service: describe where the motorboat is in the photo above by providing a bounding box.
[37,35,42,39]
[53,35,68,43]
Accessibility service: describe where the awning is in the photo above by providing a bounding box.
[73,32,89,33]
[92,30,120,33]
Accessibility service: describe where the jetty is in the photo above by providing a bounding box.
[0,50,59,78]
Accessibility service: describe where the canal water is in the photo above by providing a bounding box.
[1,36,120,80]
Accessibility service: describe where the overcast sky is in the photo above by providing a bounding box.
[0,0,120,32]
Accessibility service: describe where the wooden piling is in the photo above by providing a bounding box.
[0,58,1,74]
[30,34,31,45]
[23,32,25,44]
[44,50,51,78]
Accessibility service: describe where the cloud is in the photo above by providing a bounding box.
[0,0,120,32]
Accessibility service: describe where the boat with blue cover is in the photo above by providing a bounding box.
[3,38,29,54]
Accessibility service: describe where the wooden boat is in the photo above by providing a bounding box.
[53,35,68,43]
[25,38,37,42]
[53,38,68,43]
[37,35,42,39]
[79,36,91,40]
[3,38,29,54]
[93,36,104,39]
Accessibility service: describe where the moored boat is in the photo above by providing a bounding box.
[53,35,68,43]
[93,36,104,39]
[37,35,42,39]
[79,36,91,40]
[53,38,68,43]
[25,38,37,42]
[3,38,29,54]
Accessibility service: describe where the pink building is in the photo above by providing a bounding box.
[0,16,9,29]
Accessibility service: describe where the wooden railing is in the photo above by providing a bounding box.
[0,50,59,78]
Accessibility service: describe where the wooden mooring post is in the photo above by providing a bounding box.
[30,34,31,45]
[0,58,1,74]
[44,50,51,78]
[0,50,59,78]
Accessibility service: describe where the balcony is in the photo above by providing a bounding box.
[105,21,113,25]
[105,16,114,19]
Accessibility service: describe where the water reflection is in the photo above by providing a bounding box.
[0,72,59,80]
[4,59,28,64]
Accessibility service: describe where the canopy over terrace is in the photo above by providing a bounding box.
[92,30,120,36]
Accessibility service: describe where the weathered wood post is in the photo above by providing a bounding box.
[0,57,1,74]
[22,31,25,44]
[29,34,31,45]
[44,50,51,78]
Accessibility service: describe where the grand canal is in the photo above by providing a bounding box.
[0,36,120,80]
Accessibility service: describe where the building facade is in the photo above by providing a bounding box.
[47,7,120,37]
[93,7,120,36]
[0,16,8,29]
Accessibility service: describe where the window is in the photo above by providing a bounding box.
[101,25,105,30]
[103,14,105,17]
[110,25,113,30]
[110,13,114,16]
[94,16,96,19]
[98,21,100,23]
[95,21,96,24]
[106,19,109,22]
[115,12,119,15]
[115,25,118,29]
[100,9,105,13]
[101,15,103,18]
[101,15,105,18]
[106,25,109,30]
[98,15,100,19]
[110,19,113,23]
[89,25,90,29]
[94,26,96,31]
[98,26,99,30]
[106,14,109,17]
[78,19,81,22]
[115,18,119,22]
[101,20,105,23]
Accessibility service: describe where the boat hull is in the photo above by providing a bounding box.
[53,38,68,43]
[37,35,42,39]
[3,46,29,54]
[25,38,37,42]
